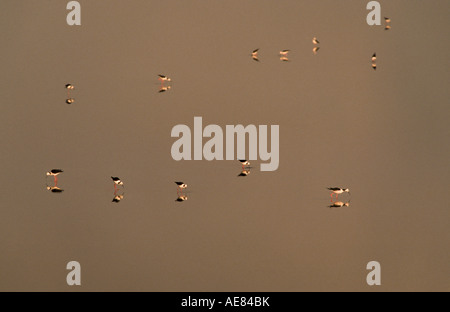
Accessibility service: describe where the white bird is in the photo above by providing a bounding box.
[279,50,290,56]
[312,37,320,45]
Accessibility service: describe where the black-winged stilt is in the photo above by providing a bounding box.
[327,187,350,201]
[112,194,124,203]
[175,195,188,202]
[158,75,171,83]
[251,49,259,62]
[384,17,391,30]
[328,201,350,208]
[111,176,124,190]
[175,182,187,195]
[46,169,63,184]
[279,50,290,56]
[66,98,75,104]
[65,84,74,97]
[238,169,250,177]
[47,186,64,193]
[371,53,377,70]
[312,37,320,45]
[313,46,320,55]
[238,159,250,169]
[159,86,171,93]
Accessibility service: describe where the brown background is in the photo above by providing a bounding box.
[0,0,449,291]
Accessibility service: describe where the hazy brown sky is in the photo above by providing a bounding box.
[0,0,449,291]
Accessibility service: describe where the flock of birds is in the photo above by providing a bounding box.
[53,22,394,204]
[45,159,350,205]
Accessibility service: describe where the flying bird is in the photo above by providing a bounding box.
[327,187,350,201]
[46,169,63,183]
[251,49,259,62]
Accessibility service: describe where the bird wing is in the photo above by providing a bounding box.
[327,187,340,191]
[253,49,259,53]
